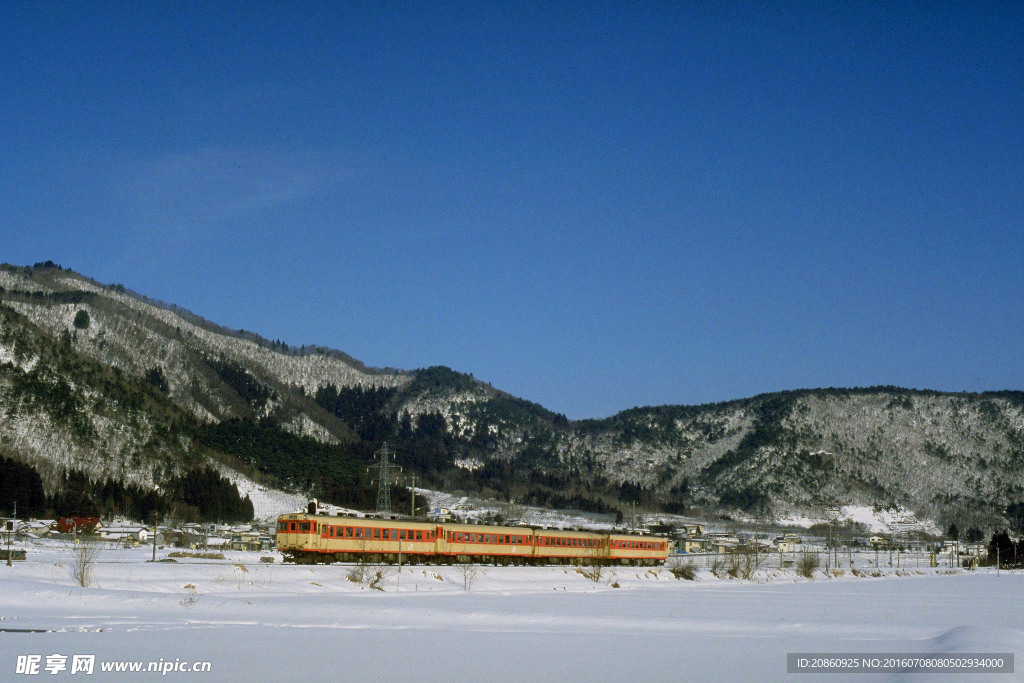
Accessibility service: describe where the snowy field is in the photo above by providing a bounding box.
[0,542,1021,682]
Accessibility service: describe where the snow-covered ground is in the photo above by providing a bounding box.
[0,540,1021,681]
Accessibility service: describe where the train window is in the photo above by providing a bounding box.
[355,528,363,539]
[289,522,296,531]
[298,523,310,531]
[416,531,422,541]
[373,529,381,540]
[346,527,353,538]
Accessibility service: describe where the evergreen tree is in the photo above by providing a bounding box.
[73,309,90,329]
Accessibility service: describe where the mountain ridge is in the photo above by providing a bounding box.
[1,262,1022,531]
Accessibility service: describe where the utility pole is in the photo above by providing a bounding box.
[152,511,158,562]
[410,473,416,518]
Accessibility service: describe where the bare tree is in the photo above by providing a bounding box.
[71,542,101,587]
[456,563,479,591]
[577,539,611,583]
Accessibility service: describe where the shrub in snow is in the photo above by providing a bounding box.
[797,551,820,579]
[668,559,698,580]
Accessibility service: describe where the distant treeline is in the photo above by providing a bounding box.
[0,456,253,523]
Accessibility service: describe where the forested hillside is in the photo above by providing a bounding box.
[2,262,1022,531]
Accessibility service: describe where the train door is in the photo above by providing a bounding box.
[436,526,446,556]
[316,520,328,555]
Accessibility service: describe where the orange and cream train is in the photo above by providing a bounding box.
[276,512,670,566]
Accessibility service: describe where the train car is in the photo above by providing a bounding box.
[277,513,439,564]
[437,523,535,564]
[607,532,670,566]
[277,510,673,567]
[532,528,607,565]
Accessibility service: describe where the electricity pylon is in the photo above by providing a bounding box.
[370,442,401,515]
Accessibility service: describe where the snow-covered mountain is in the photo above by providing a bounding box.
[1,262,1022,530]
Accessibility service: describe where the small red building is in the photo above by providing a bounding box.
[54,517,101,534]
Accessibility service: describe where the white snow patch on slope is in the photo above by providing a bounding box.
[211,465,307,521]
[777,506,940,535]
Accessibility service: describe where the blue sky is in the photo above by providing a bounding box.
[3,2,1022,419]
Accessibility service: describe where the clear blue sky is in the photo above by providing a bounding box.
[3,2,1022,419]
